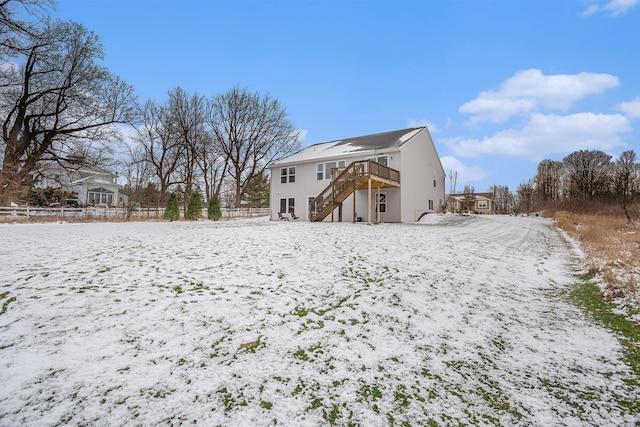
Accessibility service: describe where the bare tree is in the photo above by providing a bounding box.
[563,150,612,200]
[612,150,639,223]
[196,133,227,203]
[516,179,535,214]
[135,99,183,203]
[208,86,301,207]
[534,159,563,204]
[0,17,137,205]
[490,184,516,214]
[166,87,207,214]
[121,142,152,208]
[448,169,458,195]
[462,184,475,213]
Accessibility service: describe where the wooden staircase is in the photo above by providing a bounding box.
[309,160,400,222]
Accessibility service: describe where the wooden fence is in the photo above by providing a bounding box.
[0,206,271,221]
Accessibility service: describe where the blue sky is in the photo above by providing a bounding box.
[54,0,640,192]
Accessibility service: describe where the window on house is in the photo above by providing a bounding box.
[429,199,434,210]
[368,156,388,166]
[376,193,387,213]
[477,200,488,209]
[433,179,437,188]
[316,160,346,180]
[280,197,295,214]
[325,162,337,180]
[88,187,114,205]
[280,167,296,183]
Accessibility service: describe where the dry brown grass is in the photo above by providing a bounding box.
[551,207,640,320]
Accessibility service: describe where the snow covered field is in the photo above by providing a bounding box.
[1,215,638,426]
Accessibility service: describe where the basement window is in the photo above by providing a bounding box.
[280,197,295,214]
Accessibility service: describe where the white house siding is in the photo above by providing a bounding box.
[398,129,445,222]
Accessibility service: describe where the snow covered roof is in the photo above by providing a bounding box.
[271,127,426,166]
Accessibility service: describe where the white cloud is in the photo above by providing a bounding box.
[447,112,630,158]
[583,0,640,16]
[614,96,640,119]
[459,69,619,123]
[440,156,491,189]
[407,118,438,133]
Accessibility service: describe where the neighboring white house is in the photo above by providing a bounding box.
[35,162,127,207]
[268,127,445,223]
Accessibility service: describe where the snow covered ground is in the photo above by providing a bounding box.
[0,215,638,426]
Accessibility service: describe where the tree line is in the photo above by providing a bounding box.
[520,149,638,221]
[478,150,639,221]
[0,0,301,209]
[126,86,300,212]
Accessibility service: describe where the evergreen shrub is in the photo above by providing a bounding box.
[164,193,180,221]
[186,192,203,220]
[208,195,222,221]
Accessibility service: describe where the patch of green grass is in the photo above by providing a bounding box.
[216,387,247,412]
[358,382,383,402]
[292,380,304,396]
[394,386,410,408]
[1,296,16,316]
[294,348,308,361]
[309,397,323,410]
[209,335,226,358]
[173,285,183,294]
[189,282,209,292]
[323,404,340,425]
[571,275,640,379]
[260,401,273,410]
[570,274,640,412]
[293,306,308,317]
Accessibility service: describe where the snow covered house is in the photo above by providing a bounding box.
[34,162,127,207]
[268,127,445,223]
